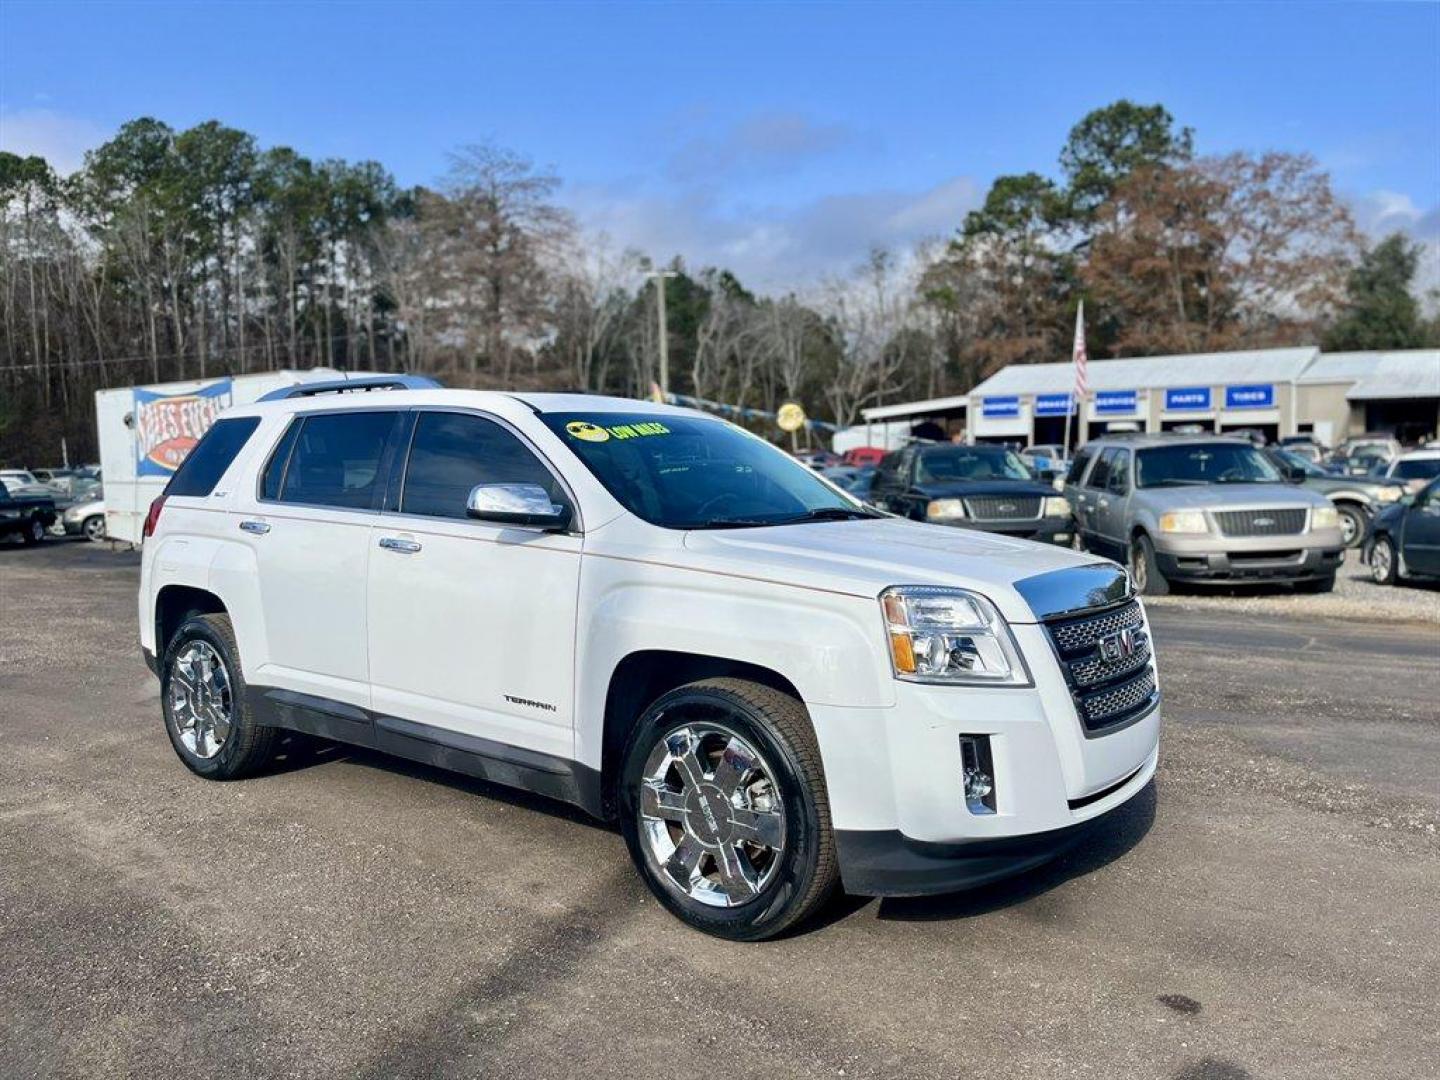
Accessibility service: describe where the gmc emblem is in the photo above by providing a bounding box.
[1098,627,1138,662]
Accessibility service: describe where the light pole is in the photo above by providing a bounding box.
[647,270,678,397]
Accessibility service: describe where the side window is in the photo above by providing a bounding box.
[279,411,397,510]
[260,418,304,501]
[1066,447,1094,485]
[165,417,261,498]
[875,452,903,489]
[1108,450,1131,494]
[401,412,564,520]
[1086,448,1114,491]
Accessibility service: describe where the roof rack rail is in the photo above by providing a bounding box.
[257,374,442,402]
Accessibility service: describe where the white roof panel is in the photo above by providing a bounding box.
[967,346,1321,398]
[1343,351,1440,401]
[861,393,970,422]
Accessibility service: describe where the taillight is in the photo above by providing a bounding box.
[142,496,167,539]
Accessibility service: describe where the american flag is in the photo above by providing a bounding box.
[1072,300,1088,404]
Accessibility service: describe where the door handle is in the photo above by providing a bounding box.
[378,537,422,554]
[239,520,271,535]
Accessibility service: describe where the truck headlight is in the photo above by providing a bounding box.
[880,586,1030,686]
[1374,487,1401,504]
[1311,505,1339,530]
[926,498,966,521]
[1158,510,1208,534]
[1043,496,1070,518]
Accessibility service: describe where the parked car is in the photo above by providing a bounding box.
[1264,447,1406,548]
[870,443,1074,544]
[1023,443,1071,480]
[138,378,1159,940]
[1380,449,1440,493]
[1063,435,1344,595]
[0,468,42,490]
[1224,427,1269,448]
[840,446,885,468]
[61,494,107,541]
[1365,477,1440,585]
[0,480,57,544]
[1329,435,1401,477]
[819,465,877,498]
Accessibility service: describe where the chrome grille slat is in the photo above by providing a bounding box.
[1080,668,1157,725]
[1214,508,1306,537]
[1043,599,1158,733]
[964,495,1041,521]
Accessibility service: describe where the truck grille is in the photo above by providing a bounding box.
[1043,599,1158,735]
[965,495,1041,521]
[1213,508,1307,537]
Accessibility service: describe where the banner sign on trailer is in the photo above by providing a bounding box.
[1225,384,1275,410]
[1034,393,1075,417]
[1094,390,1138,415]
[134,379,234,476]
[982,396,1021,418]
[1165,387,1212,411]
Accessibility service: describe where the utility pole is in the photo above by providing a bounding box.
[647,270,678,397]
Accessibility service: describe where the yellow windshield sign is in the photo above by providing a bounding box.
[566,421,611,443]
[566,419,671,443]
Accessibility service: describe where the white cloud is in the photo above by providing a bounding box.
[0,108,107,175]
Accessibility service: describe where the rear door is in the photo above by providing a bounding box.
[234,408,404,708]
[366,409,583,760]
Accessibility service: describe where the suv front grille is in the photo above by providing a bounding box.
[1043,599,1158,735]
[965,495,1041,521]
[1213,508,1306,537]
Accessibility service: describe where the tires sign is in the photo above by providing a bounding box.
[1225,384,1275,409]
[134,379,233,476]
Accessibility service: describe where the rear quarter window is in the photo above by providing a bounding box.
[165,417,262,498]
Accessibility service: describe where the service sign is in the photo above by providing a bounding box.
[1094,390,1139,415]
[134,379,234,476]
[1034,393,1075,417]
[982,396,1021,419]
[1225,384,1275,410]
[1165,387,1212,411]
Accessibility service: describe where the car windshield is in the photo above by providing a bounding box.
[540,412,874,529]
[1273,449,1326,477]
[1136,443,1283,487]
[1393,458,1440,480]
[915,446,1032,483]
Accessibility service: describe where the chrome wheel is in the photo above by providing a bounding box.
[1130,542,1148,592]
[83,515,106,541]
[1370,539,1393,583]
[638,723,787,908]
[168,641,233,759]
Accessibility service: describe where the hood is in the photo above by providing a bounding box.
[912,479,1056,499]
[1137,483,1329,510]
[682,516,1119,624]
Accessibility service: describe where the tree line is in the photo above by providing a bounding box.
[1,101,1435,461]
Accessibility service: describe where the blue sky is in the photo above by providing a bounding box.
[2,0,1437,288]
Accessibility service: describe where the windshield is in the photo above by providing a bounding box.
[1137,443,1283,488]
[915,446,1032,483]
[541,412,871,529]
[1273,448,1326,477]
[1393,458,1440,480]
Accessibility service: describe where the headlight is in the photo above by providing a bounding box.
[879,586,1030,686]
[926,498,966,521]
[1374,487,1401,504]
[1043,496,1070,518]
[1158,510,1208,534]
[1311,505,1339,530]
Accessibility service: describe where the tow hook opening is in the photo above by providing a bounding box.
[959,734,997,815]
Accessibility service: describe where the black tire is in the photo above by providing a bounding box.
[1369,536,1399,586]
[618,677,839,941]
[1294,574,1336,594]
[160,613,277,780]
[1335,503,1367,549]
[82,514,106,542]
[1130,533,1170,596]
[22,515,46,545]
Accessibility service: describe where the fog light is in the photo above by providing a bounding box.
[959,734,997,815]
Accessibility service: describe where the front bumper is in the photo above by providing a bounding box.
[936,516,1074,545]
[1154,543,1343,582]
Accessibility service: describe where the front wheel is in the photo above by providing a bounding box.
[619,678,838,940]
[1335,504,1367,549]
[22,516,46,544]
[1369,536,1399,586]
[1130,534,1170,596]
[82,514,106,542]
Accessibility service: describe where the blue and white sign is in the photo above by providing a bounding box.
[1225,384,1275,410]
[1034,393,1075,417]
[982,395,1021,419]
[1094,390,1139,415]
[1165,386,1212,412]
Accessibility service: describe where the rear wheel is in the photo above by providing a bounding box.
[1369,536,1398,586]
[1130,534,1170,596]
[619,678,838,941]
[161,613,277,780]
[82,514,106,541]
[22,516,46,544]
[1335,503,1366,549]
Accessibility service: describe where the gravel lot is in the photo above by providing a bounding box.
[2,540,1437,1080]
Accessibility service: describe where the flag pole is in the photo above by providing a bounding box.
[1066,301,1087,454]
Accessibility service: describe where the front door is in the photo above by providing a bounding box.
[1403,480,1440,575]
[366,409,582,761]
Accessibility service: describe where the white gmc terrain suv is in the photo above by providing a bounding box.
[139,377,1161,939]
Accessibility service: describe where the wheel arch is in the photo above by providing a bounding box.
[154,584,228,657]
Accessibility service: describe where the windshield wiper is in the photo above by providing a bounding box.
[688,518,784,530]
[781,506,882,523]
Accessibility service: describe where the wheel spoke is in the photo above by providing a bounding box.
[711,737,758,797]
[640,781,686,823]
[730,807,784,850]
[714,841,758,902]
[665,729,706,790]
[664,834,705,886]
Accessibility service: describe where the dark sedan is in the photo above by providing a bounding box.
[1365,476,1440,585]
[869,443,1074,544]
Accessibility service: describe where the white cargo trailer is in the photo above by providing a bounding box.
[96,369,356,544]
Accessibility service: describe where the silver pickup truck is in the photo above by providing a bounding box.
[1063,434,1345,595]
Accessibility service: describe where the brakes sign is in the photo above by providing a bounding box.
[134,379,233,476]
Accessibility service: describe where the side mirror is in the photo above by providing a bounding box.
[466,483,571,531]
[1284,465,1306,483]
[1039,466,1063,483]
